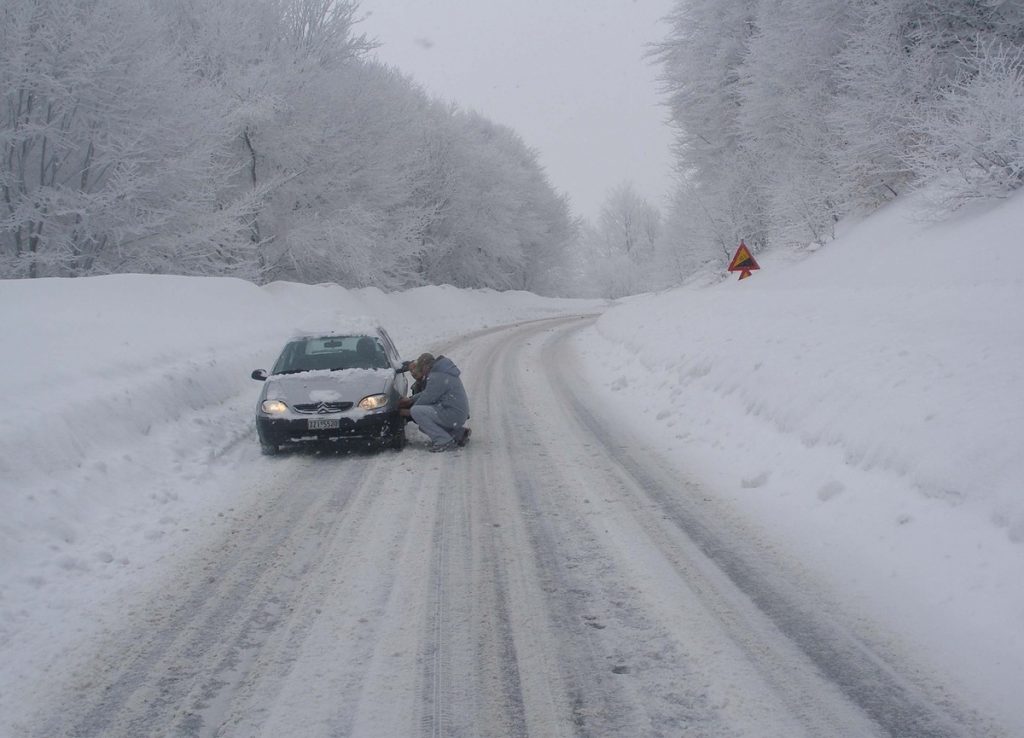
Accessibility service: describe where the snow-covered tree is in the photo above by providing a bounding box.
[597,181,661,262]
[654,0,1024,276]
[0,0,246,278]
[574,182,663,298]
[650,0,768,269]
[413,111,575,291]
[0,0,600,291]
[738,0,851,247]
[909,40,1024,203]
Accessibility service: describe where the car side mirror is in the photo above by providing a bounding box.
[251,369,268,381]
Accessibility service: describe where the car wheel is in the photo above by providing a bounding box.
[389,426,406,451]
[261,442,280,456]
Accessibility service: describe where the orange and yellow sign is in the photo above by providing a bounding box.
[728,240,760,280]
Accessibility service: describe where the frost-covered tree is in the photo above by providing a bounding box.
[155,0,377,278]
[831,0,1024,210]
[252,61,446,287]
[654,0,1024,279]
[657,178,735,284]
[738,0,851,246]
[138,0,575,290]
[0,0,246,277]
[1,0,583,290]
[508,171,577,296]
[598,181,661,261]
[575,182,663,298]
[650,0,767,270]
[830,1,932,209]
[909,41,1024,203]
[414,111,575,291]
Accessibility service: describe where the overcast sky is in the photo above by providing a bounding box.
[356,0,677,223]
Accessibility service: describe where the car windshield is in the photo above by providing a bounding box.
[271,335,389,374]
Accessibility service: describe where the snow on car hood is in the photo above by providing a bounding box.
[264,368,390,404]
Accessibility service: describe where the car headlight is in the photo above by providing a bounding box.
[261,399,288,414]
[358,394,388,411]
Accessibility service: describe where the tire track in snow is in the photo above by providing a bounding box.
[412,323,535,738]
[542,317,997,738]
[33,452,380,737]
[485,322,639,737]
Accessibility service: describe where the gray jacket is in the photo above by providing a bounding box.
[411,356,470,426]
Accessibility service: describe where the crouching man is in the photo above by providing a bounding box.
[399,352,471,452]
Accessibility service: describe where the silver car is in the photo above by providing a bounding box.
[251,328,409,455]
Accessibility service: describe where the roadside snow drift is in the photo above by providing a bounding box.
[573,191,1024,725]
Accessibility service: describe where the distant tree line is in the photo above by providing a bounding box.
[645,0,1024,279]
[0,0,576,292]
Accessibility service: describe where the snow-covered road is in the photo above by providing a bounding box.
[21,316,996,738]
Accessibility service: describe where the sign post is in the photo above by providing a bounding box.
[727,240,760,280]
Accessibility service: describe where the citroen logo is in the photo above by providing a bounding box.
[316,402,330,414]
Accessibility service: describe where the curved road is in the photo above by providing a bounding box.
[32,316,998,737]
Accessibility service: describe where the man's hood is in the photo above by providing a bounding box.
[431,356,460,377]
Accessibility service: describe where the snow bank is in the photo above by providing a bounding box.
[0,277,593,635]
[573,191,1024,722]
[582,193,1024,541]
[0,277,588,486]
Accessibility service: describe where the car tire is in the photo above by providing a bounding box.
[261,442,280,456]
[389,426,406,451]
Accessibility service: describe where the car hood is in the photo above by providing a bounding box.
[264,369,391,404]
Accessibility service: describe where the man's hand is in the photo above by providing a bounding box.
[398,396,414,409]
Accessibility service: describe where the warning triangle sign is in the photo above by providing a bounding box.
[728,241,760,277]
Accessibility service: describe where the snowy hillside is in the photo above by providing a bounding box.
[574,191,1024,728]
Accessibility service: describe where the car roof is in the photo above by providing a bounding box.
[287,314,385,340]
[288,329,382,340]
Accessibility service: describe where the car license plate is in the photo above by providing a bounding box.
[308,418,340,430]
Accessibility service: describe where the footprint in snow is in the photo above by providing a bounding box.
[741,471,770,489]
[817,480,846,501]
